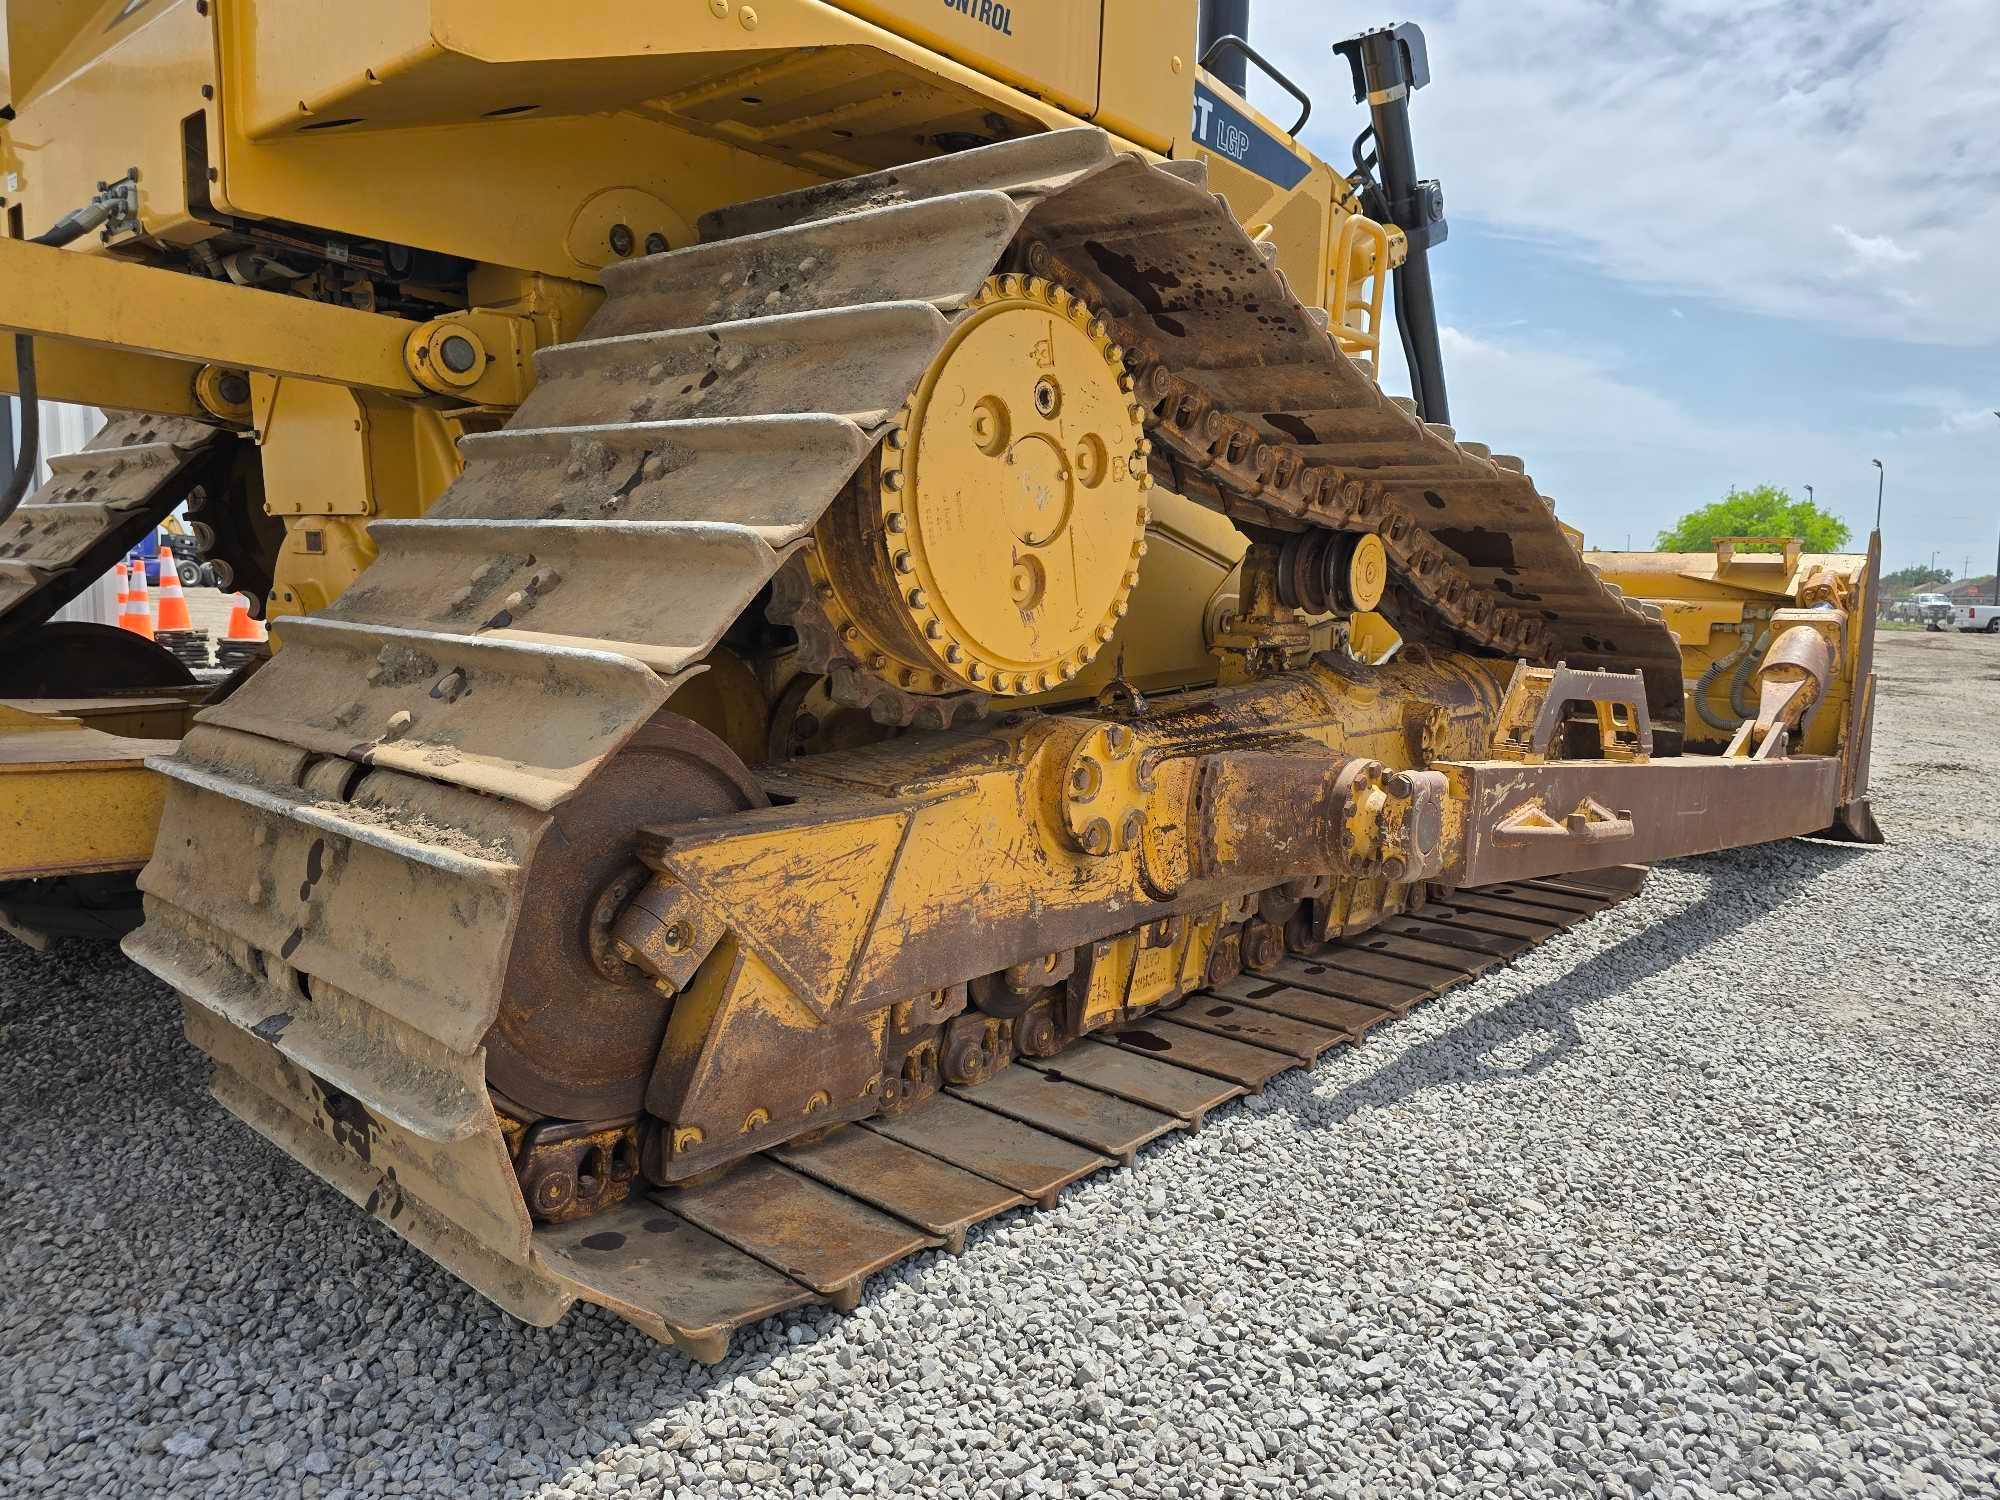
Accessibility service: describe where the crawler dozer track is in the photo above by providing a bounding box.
[126,130,1683,1351]
[0,414,228,659]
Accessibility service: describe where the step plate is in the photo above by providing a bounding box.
[949,1065,1183,1167]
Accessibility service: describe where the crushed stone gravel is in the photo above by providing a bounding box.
[2,630,1996,1499]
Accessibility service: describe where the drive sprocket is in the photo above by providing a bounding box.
[803,274,1152,699]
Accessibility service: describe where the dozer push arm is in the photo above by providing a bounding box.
[0,237,423,404]
[0,237,555,415]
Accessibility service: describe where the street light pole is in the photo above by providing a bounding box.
[1871,458,1884,533]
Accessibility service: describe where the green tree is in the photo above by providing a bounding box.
[1654,485,1852,554]
[1881,563,1951,591]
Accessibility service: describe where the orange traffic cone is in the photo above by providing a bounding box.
[214,592,268,668]
[222,593,265,643]
[117,559,155,639]
[155,544,194,632]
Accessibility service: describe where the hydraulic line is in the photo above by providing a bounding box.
[1730,627,1771,720]
[1693,638,1748,731]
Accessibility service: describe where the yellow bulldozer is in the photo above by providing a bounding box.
[0,0,1881,1359]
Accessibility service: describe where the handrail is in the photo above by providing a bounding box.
[1197,35,1312,136]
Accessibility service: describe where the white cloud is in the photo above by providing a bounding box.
[1885,388,2000,435]
[1832,225,1921,272]
[1252,1,2000,345]
[1377,326,1992,561]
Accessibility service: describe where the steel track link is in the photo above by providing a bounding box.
[124,128,1681,1344]
[529,864,1649,1361]
[0,412,228,640]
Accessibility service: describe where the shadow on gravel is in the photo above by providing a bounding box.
[1293,840,1868,1132]
[0,838,1889,1500]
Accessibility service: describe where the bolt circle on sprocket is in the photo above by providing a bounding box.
[805,274,1153,698]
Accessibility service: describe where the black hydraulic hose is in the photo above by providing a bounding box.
[0,336,39,525]
[1730,627,1771,720]
[0,197,119,525]
[1693,637,1751,731]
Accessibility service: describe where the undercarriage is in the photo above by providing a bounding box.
[102,131,1881,1357]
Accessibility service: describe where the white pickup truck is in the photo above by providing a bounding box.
[1913,592,1956,629]
[1957,600,2000,633]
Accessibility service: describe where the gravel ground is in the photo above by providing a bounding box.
[3,629,1997,1499]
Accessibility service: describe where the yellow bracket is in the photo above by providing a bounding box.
[404,309,541,407]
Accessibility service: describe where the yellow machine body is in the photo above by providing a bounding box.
[0,2,1883,1357]
[0,0,1374,875]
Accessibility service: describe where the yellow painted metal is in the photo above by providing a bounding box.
[0,238,423,397]
[1095,0,1199,151]
[664,654,1500,1021]
[207,1,1095,269]
[1328,214,1393,364]
[0,340,202,418]
[6,1,1199,295]
[1015,490,1244,706]
[670,650,773,771]
[26,696,206,741]
[1188,78,1342,312]
[1585,546,1872,756]
[620,649,1503,1172]
[0,703,177,880]
[258,384,472,629]
[830,1,1103,116]
[193,365,255,425]
[1345,610,1404,666]
[253,381,383,520]
[0,0,221,250]
[808,275,1152,697]
[1346,533,1389,613]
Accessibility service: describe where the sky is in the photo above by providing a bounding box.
[1238,0,2000,578]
